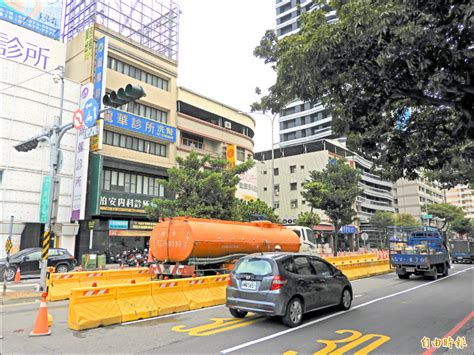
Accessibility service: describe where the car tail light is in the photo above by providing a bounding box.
[270,275,287,291]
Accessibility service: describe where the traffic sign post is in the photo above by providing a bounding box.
[361,232,369,248]
[83,98,99,128]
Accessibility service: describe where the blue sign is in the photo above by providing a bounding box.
[108,220,129,230]
[104,108,177,143]
[93,37,108,110]
[0,1,62,40]
[339,225,358,234]
[83,98,99,128]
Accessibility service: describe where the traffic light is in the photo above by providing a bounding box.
[102,84,146,108]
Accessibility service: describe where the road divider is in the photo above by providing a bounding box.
[116,282,157,323]
[182,277,215,310]
[152,279,190,315]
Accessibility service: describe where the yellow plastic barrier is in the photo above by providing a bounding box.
[130,268,151,283]
[116,282,158,322]
[47,273,81,301]
[79,271,107,288]
[182,277,215,310]
[207,274,230,305]
[68,285,122,330]
[152,279,190,315]
[105,270,134,285]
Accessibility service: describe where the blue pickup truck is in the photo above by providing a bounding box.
[389,230,450,280]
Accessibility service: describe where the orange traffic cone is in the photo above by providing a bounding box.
[14,267,21,283]
[29,292,51,337]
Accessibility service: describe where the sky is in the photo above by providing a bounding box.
[176,0,277,152]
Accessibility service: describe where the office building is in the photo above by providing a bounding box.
[446,185,474,219]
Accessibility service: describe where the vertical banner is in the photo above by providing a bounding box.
[39,176,52,223]
[71,84,93,221]
[93,36,108,110]
[226,144,236,169]
[84,26,94,59]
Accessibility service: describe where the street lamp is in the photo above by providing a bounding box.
[239,111,278,209]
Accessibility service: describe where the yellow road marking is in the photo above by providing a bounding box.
[172,315,263,336]
[286,329,391,355]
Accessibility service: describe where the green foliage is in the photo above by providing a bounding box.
[393,213,421,227]
[451,218,473,236]
[294,211,321,229]
[253,0,473,187]
[233,199,280,223]
[370,211,395,232]
[427,203,465,230]
[146,151,254,221]
[301,159,362,255]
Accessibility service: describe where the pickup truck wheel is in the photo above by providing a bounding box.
[442,264,449,277]
[229,308,248,318]
[398,273,410,279]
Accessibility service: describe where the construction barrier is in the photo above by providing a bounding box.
[182,277,215,310]
[68,286,122,331]
[48,268,153,302]
[152,279,190,315]
[116,282,158,322]
[324,253,379,266]
[130,268,151,283]
[47,273,81,301]
[207,274,230,306]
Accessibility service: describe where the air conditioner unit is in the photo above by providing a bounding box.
[224,121,232,129]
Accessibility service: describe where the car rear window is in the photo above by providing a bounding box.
[234,258,273,276]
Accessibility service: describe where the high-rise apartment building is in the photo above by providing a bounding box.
[276,1,337,147]
[446,185,474,219]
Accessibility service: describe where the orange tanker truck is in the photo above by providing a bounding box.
[149,216,315,277]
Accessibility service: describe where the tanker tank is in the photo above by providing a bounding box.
[150,217,301,263]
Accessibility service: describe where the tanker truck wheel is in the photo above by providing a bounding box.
[229,308,248,318]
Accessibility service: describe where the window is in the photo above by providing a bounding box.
[26,251,42,261]
[300,165,304,170]
[0,170,3,185]
[107,56,169,91]
[273,201,279,209]
[263,187,267,191]
[281,257,297,274]
[290,182,297,191]
[274,168,279,176]
[126,101,168,123]
[237,147,245,162]
[291,199,298,209]
[104,130,167,157]
[274,184,280,195]
[102,169,165,197]
[309,258,333,277]
[234,258,273,276]
[263,171,267,175]
[294,256,315,275]
[182,132,203,150]
[290,165,296,173]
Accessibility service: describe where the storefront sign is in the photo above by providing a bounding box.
[93,36,108,110]
[87,220,96,230]
[71,84,92,222]
[0,0,62,40]
[0,20,65,71]
[89,119,103,152]
[109,229,151,237]
[108,220,129,230]
[130,221,157,230]
[84,26,94,59]
[103,108,176,143]
[99,192,152,214]
[226,144,236,168]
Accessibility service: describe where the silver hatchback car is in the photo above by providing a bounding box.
[226,252,352,327]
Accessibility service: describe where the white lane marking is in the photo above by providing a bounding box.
[121,305,225,325]
[354,294,363,298]
[220,266,474,354]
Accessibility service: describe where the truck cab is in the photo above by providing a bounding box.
[449,240,473,264]
[286,226,318,255]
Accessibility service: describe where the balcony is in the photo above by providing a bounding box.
[359,183,393,199]
[357,196,395,212]
[360,171,393,188]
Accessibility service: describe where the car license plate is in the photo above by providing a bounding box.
[405,267,415,272]
[241,280,257,290]
[457,257,462,260]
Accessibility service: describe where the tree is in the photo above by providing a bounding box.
[370,211,395,248]
[427,203,465,230]
[233,199,280,223]
[301,159,362,256]
[451,218,473,237]
[393,213,420,227]
[146,151,254,221]
[253,0,473,187]
[295,211,321,229]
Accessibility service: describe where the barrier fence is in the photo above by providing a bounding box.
[68,258,392,331]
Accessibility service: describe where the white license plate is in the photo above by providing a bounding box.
[405,267,415,272]
[241,280,257,290]
[457,257,463,260]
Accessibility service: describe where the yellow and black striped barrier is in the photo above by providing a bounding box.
[42,231,51,260]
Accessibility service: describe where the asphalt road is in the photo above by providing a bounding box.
[1,264,473,354]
